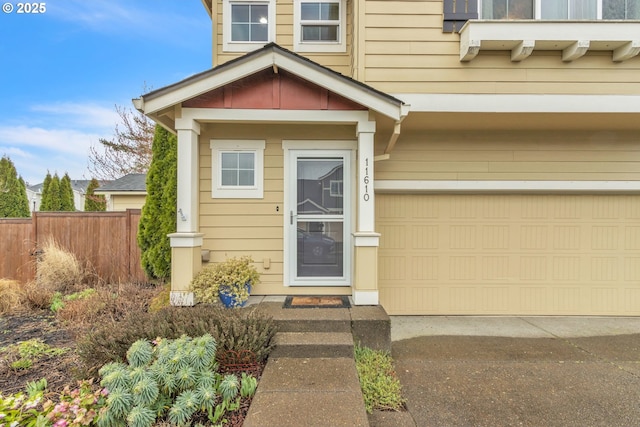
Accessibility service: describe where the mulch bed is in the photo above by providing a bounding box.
[0,311,80,394]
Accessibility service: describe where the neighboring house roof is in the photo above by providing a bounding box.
[135,43,408,125]
[94,174,147,195]
[28,179,94,194]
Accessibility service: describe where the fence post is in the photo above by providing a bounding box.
[31,211,38,282]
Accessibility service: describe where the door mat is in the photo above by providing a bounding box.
[283,296,351,309]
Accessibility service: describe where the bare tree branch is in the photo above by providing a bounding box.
[88,105,155,180]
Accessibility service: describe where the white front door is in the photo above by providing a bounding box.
[286,149,352,286]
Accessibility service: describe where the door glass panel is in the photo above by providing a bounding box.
[294,156,346,280]
[296,221,343,277]
[297,158,343,215]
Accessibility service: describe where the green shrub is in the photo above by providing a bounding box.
[77,305,276,376]
[190,256,260,307]
[97,335,258,427]
[354,344,406,414]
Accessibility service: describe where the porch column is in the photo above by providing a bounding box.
[168,118,202,306]
[353,120,380,305]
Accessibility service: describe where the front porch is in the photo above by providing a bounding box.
[134,44,408,306]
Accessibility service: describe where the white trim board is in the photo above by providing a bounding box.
[394,94,640,114]
[375,180,640,194]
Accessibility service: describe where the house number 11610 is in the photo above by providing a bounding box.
[363,158,370,201]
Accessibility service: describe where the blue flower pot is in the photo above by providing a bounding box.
[219,283,251,308]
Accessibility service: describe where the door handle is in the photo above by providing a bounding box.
[290,211,296,225]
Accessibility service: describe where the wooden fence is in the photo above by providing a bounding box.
[0,210,147,284]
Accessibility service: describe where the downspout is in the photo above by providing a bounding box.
[375,104,410,161]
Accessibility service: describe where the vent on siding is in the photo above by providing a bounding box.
[443,0,478,33]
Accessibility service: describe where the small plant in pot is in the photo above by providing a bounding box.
[190,256,260,308]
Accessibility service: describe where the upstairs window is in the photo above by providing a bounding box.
[232,3,268,41]
[223,0,275,52]
[480,0,639,19]
[482,0,533,18]
[294,0,346,52]
[603,0,639,18]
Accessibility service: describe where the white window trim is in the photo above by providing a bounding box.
[223,0,276,52]
[293,0,346,53]
[210,140,265,198]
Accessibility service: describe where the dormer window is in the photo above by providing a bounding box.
[223,0,275,52]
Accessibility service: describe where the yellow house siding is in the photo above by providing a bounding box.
[362,0,640,95]
[111,195,146,211]
[198,123,355,295]
[375,130,640,181]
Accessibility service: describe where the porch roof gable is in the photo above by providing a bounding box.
[134,43,405,124]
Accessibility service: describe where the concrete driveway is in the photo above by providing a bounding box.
[370,317,640,427]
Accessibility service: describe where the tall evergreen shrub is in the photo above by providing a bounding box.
[0,155,30,217]
[84,178,106,211]
[138,125,177,280]
[39,172,52,211]
[60,173,75,211]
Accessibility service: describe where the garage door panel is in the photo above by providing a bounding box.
[378,194,640,315]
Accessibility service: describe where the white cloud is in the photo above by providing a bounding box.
[49,0,139,30]
[0,126,103,154]
[0,100,135,183]
[0,125,107,184]
[48,0,207,42]
[30,102,121,132]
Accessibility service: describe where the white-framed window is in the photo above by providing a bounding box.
[480,0,639,19]
[210,140,265,199]
[329,180,343,197]
[293,0,346,52]
[223,0,276,52]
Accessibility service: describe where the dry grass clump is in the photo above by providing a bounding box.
[56,282,160,333]
[0,278,26,314]
[35,237,85,293]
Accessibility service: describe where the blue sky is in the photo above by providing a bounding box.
[0,1,211,185]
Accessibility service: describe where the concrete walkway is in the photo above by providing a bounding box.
[390,315,640,340]
[243,298,382,427]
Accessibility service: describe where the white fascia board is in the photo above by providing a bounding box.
[375,180,640,193]
[395,94,640,113]
[273,55,403,121]
[142,54,274,115]
[182,107,370,124]
[461,20,640,43]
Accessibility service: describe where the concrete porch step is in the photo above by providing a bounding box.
[254,301,392,351]
[257,303,352,333]
[271,331,355,358]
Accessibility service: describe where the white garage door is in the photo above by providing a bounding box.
[377,194,640,315]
